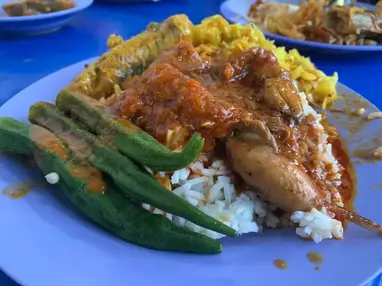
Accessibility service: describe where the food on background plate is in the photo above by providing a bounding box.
[1,14,381,254]
[248,0,382,46]
[2,0,75,17]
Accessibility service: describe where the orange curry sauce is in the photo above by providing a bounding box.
[30,124,106,195]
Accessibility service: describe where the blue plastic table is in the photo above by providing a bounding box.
[0,1,382,285]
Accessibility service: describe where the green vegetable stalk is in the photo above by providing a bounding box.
[28,102,237,238]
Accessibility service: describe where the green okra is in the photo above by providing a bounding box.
[28,102,237,238]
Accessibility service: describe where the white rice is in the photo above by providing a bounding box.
[367,111,382,120]
[291,208,343,243]
[144,157,276,239]
[142,88,344,242]
[144,155,343,242]
[354,107,365,115]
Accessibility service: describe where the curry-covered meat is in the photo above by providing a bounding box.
[150,40,210,75]
[114,63,253,151]
[113,42,302,152]
[222,46,303,119]
[110,42,342,205]
[109,41,382,231]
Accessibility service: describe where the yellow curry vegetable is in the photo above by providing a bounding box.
[69,14,193,100]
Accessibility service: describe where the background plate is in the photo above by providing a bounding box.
[0,0,93,35]
[220,0,382,53]
[0,59,381,286]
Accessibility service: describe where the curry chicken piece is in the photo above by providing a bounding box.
[150,40,210,74]
[227,133,382,231]
[114,63,253,151]
[223,46,303,119]
[114,42,303,151]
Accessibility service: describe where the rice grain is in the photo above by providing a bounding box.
[367,112,382,120]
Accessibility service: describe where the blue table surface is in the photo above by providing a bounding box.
[1,1,382,285]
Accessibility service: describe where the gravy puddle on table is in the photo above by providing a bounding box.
[307,251,324,270]
[2,181,43,199]
[273,259,288,270]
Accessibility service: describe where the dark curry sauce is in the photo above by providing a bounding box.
[307,251,324,264]
[329,137,356,209]
[273,259,288,270]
